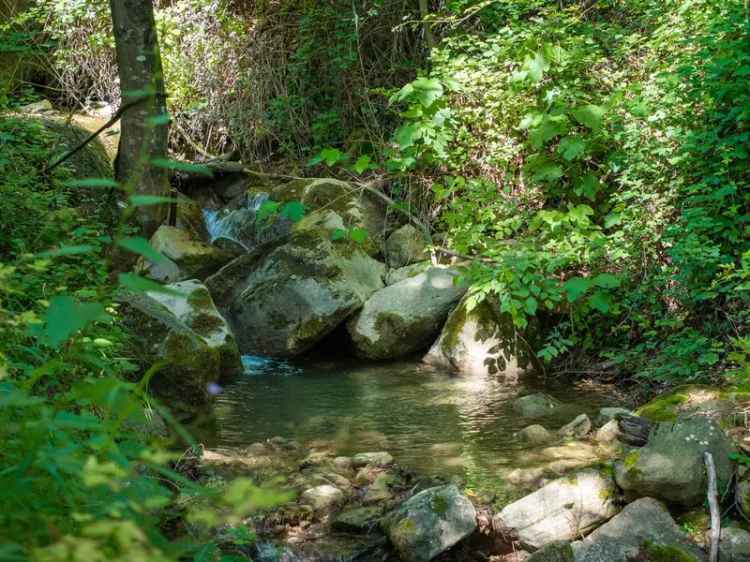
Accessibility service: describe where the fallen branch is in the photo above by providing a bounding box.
[705,451,720,562]
[45,97,146,174]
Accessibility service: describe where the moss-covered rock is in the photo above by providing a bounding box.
[138,225,234,283]
[613,417,735,507]
[423,292,537,376]
[385,261,432,285]
[636,384,750,425]
[382,484,476,562]
[226,227,386,357]
[347,267,467,360]
[527,541,574,562]
[385,224,429,268]
[119,280,242,413]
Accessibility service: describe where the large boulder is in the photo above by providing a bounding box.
[571,497,703,562]
[382,484,477,562]
[720,527,750,562]
[138,225,233,283]
[227,228,386,357]
[386,261,432,285]
[424,292,536,376]
[119,280,242,412]
[527,541,574,562]
[613,417,734,507]
[385,224,429,268]
[493,469,619,550]
[347,267,467,360]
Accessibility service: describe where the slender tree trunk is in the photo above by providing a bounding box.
[109,0,169,236]
[418,0,435,50]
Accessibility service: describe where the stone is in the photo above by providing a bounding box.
[386,261,432,286]
[347,268,467,360]
[423,292,536,377]
[527,541,574,562]
[301,484,344,512]
[737,478,750,520]
[118,280,242,410]
[595,407,632,427]
[720,527,750,562]
[494,470,619,550]
[176,194,210,241]
[227,227,386,357]
[518,425,553,445]
[382,484,477,562]
[333,456,354,474]
[385,224,429,268]
[594,420,620,444]
[21,99,53,113]
[352,452,394,468]
[613,417,734,507]
[558,414,592,439]
[571,497,703,562]
[512,393,563,418]
[364,472,395,504]
[333,506,383,533]
[139,225,233,282]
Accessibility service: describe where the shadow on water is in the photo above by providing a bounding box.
[212,353,621,492]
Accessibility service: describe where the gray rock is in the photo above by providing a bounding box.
[738,479,750,521]
[300,484,345,512]
[423,292,536,377]
[572,497,703,562]
[518,425,553,445]
[352,452,394,468]
[493,469,619,550]
[720,527,750,562]
[594,420,620,444]
[596,407,632,427]
[512,393,563,418]
[333,506,383,533]
[614,417,734,507]
[382,484,477,562]
[227,228,386,357]
[528,541,574,562]
[385,224,429,268]
[558,414,592,439]
[386,261,432,286]
[347,268,467,360]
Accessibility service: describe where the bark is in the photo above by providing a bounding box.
[109,0,170,236]
[418,0,435,50]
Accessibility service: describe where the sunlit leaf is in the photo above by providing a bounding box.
[36,296,108,348]
[572,104,605,130]
[128,195,177,206]
[280,201,305,223]
[564,277,593,302]
[117,237,166,263]
[118,273,182,295]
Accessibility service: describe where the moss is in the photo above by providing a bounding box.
[636,392,688,422]
[639,541,700,562]
[623,450,640,470]
[187,288,214,311]
[190,312,224,336]
[430,494,449,516]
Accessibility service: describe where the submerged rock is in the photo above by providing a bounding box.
[571,497,703,562]
[227,227,385,357]
[139,225,233,283]
[518,425,553,445]
[347,267,467,360]
[382,484,477,562]
[385,224,429,268]
[512,393,563,418]
[613,417,734,507]
[423,292,536,377]
[119,279,242,410]
[493,469,619,550]
[352,452,394,468]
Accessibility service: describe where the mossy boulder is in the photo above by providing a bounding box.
[176,194,210,241]
[636,384,750,424]
[613,417,735,507]
[119,280,242,413]
[385,224,429,268]
[512,393,563,418]
[227,228,386,357]
[527,541,574,562]
[737,477,750,521]
[719,527,750,562]
[386,261,432,285]
[572,498,703,562]
[382,484,476,562]
[493,470,620,550]
[423,292,537,376]
[347,267,467,360]
[137,225,234,283]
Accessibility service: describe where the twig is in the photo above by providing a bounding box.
[705,451,720,562]
[45,97,146,173]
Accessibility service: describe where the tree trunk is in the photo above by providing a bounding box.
[109,0,169,236]
[418,0,435,50]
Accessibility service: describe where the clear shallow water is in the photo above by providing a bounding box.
[213,357,621,491]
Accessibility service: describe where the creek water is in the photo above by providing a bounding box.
[212,355,622,493]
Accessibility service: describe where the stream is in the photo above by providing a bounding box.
[211,355,622,493]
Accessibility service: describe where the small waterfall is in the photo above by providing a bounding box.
[202,192,269,250]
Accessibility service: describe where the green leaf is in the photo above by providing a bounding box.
[524,296,538,315]
[558,137,586,161]
[349,227,368,245]
[118,273,182,295]
[573,173,600,200]
[411,77,444,108]
[37,296,108,348]
[522,52,549,83]
[38,244,95,258]
[395,123,421,149]
[351,155,372,174]
[588,291,612,313]
[564,277,593,302]
[128,195,176,206]
[256,200,281,223]
[319,147,344,166]
[280,201,305,223]
[593,273,621,288]
[151,158,213,177]
[331,228,347,241]
[64,178,119,189]
[527,157,563,183]
[117,237,166,263]
[572,104,605,130]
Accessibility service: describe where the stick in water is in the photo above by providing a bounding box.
[704,451,720,562]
